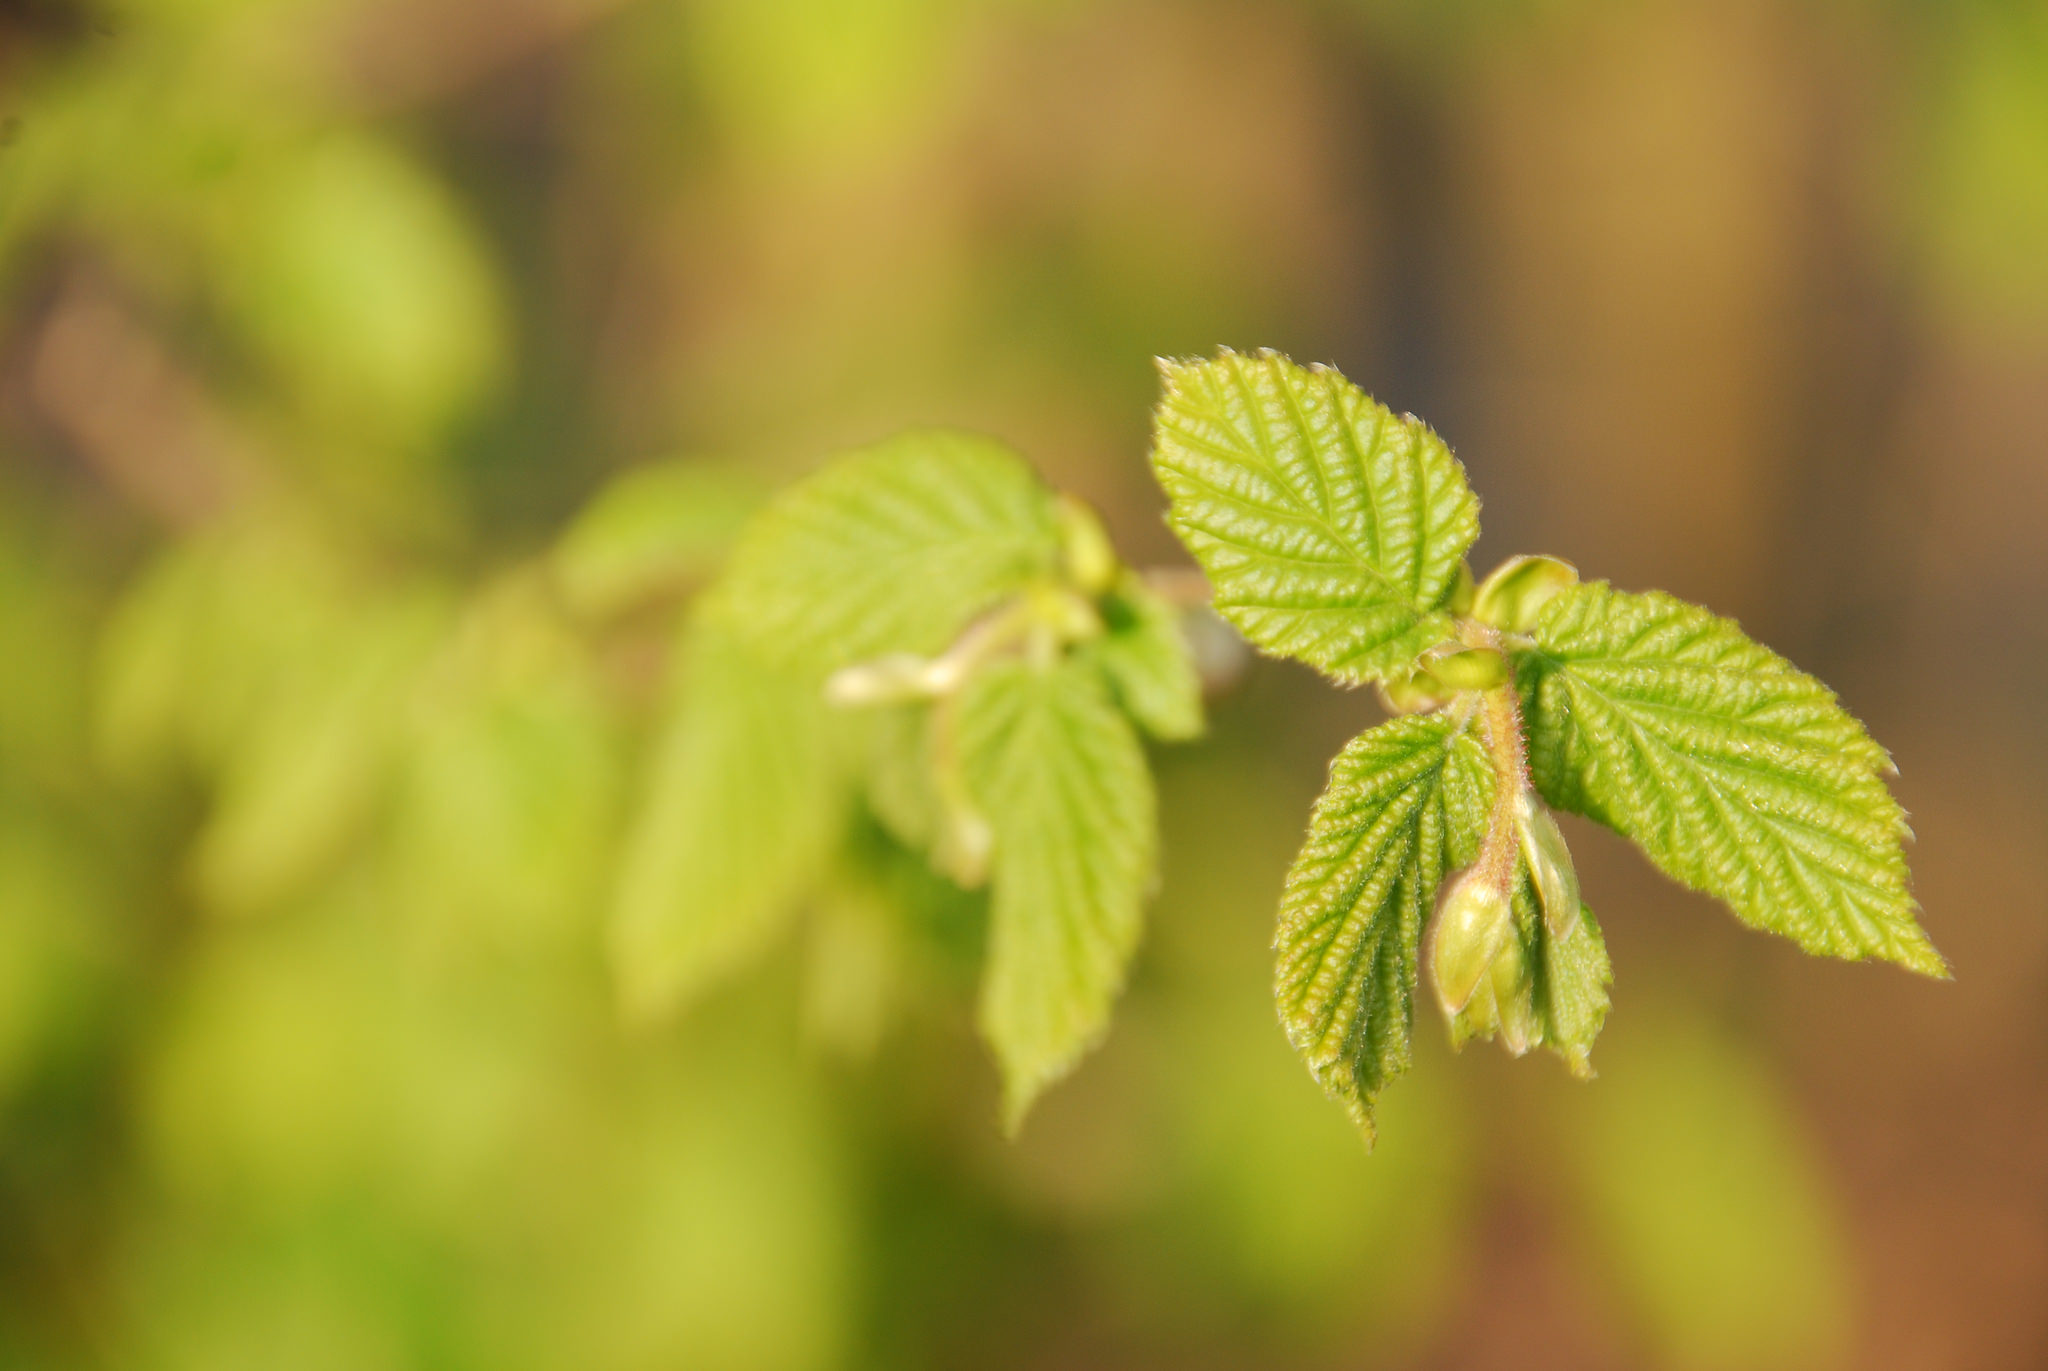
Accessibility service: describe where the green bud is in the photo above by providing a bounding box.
[1376,671,1452,716]
[1425,647,1508,692]
[1450,969,1499,1047]
[1444,560,1476,615]
[1055,495,1120,599]
[1489,933,1541,1056]
[1428,869,1514,1016]
[1471,554,1578,632]
[1515,788,1582,938]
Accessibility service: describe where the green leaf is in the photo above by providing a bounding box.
[393,579,623,950]
[959,658,1155,1131]
[1515,582,1943,976]
[1275,711,1492,1140]
[225,132,505,445]
[1086,573,1204,741]
[191,588,450,917]
[552,457,769,618]
[858,703,942,857]
[610,614,847,1019]
[1149,349,1479,684]
[715,429,1061,672]
[1534,896,1613,1079]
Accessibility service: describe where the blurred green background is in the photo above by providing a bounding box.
[1,0,2045,1366]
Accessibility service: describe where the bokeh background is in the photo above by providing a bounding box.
[2,0,2045,1367]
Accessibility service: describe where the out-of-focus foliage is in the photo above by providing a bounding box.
[0,0,2038,1366]
[614,428,1199,1127]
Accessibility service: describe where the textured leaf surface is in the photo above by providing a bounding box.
[716,429,1060,672]
[1275,712,1491,1138]
[611,616,845,1018]
[1527,888,1612,1078]
[1087,573,1204,741]
[960,659,1155,1130]
[1516,583,1941,975]
[1150,349,1479,683]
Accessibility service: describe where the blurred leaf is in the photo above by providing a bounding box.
[192,587,449,916]
[1085,572,1204,741]
[610,615,847,1019]
[393,578,623,951]
[552,457,770,619]
[1149,349,1479,684]
[676,0,961,166]
[1558,1011,1853,1370]
[97,524,354,780]
[1918,7,2048,329]
[1515,583,1943,975]
[960,657,1154,1130]
[221,132,505,448]
[716,428,1060,672]
[1274,711,1491,1140]
[860,702,943,856]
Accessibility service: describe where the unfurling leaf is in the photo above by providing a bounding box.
[959,658,1155,1132]
[1149,348,1478,684]
[1470,554,1577,633]
[610,615,846,1019]
[1514,583,1943,977]
[1274,712,1491,1141]
[1449,877,1612,1074]
[716,428,1061,672]
[1516,788,1582,939]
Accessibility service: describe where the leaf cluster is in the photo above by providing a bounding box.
[610,430,1204,1128]
[1149,348,1940,1139]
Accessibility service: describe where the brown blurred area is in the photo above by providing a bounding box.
[1,0,2044,1368]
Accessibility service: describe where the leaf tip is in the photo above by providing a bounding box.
[1896,934,1953,981]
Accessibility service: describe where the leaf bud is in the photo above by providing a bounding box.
[1055,494,1120,599]
[1375,670,1452,716]
[1471,555,1578,633]
[1515,787,1582,938]
[1424,647,1508,692]
[1428,869,1515,1016]
[1488,933,1541,1056]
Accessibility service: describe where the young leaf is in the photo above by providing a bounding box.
[1275,711,1492,1139]
[716,429,1061,672]
[1085,573,1205,741]
[1531,893,1612,1079]
[1514,582,1942,976]
[959,657,1155,1131]
[1149,349,1479,684]
[610,614,846,1019]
